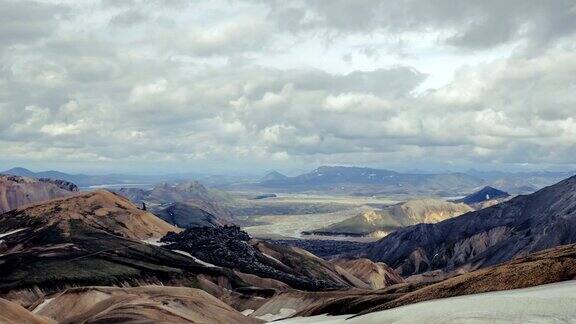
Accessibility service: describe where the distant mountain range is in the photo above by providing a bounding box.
[252,166,575,196]
[3,166,573,196]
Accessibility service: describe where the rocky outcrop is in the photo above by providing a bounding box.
[366,174,576,276]
[0,175,77,214]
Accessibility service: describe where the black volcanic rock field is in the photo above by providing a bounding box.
[161,226,366,291]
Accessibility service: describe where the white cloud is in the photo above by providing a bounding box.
[0,0,574,172]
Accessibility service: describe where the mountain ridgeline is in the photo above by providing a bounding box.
[366,174,576,276]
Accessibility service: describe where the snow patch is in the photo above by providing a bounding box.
[241,309,254,316]
[173,250,218,268]
[276,281,576,324]
[141,238,167,246]
[0,228,26,239]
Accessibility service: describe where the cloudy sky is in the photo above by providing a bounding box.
[1,0,576,174]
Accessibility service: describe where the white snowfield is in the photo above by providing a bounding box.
[275,280,576,324]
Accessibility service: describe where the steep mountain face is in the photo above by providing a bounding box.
[309,199,473,237]
[333,258,404,289]
[366,175,576,276]
[33,286,261,324]
[154,202,225,228]
[160,226,368,291]
[0,175,78,214]
[0,191,252,299]
[117,181,233,220]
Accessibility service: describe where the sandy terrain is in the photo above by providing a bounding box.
[276,280,576,323]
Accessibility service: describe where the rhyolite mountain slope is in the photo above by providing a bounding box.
[0,175,78,214]
[308,199,473,237]
[33,286,261,324]
[154,202,225,228]
[256,242,576,320]
[366,174,576,276]
[0,191,257,300]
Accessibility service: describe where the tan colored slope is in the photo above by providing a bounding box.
[0,298,55,324]
[334,258,404,289]
[34,286,261,324]
[314,199,472,237]
[0,175,74,214]
[392,199,473,224]
[10,190,179,240]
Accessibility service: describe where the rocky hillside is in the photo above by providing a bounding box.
[0,175,78,214]
[366,175,576,276]
[308,199,472,237]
